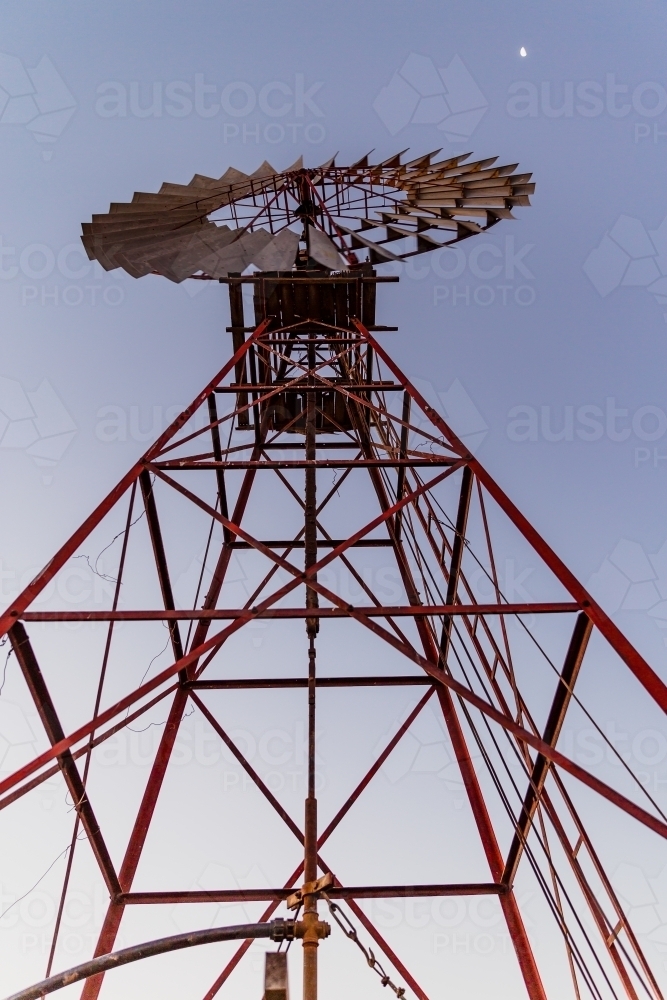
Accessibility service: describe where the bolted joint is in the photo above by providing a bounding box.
[295,911,331,946]
[269,918,297,942]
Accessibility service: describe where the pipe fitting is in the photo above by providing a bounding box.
[295,912,331,945]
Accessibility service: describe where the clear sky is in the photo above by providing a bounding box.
[1,3,667,999]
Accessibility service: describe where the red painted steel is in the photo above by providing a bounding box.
[20,602,580,621]
[120,884,504,904]
[357,321,667,714]
[3,296,664,1000]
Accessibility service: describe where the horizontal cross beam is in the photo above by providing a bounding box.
[215,382,403,391]
[225,539,394,548]
[187,676,433,689]
[225,331,356,340]
[119,884,506,905]
[152,459,458,469]
[262,442,359,449]
[219,275,399,284]
[21,603,579,622]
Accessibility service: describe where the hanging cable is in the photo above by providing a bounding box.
[449,635,627,1000]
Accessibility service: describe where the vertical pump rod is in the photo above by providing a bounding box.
[303,338,320,1000]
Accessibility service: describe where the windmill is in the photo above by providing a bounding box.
[2,152,665,1000]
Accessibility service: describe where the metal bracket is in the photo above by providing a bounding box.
[286,872,334,911]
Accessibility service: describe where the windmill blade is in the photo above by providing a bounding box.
[252,228,300,272]
[336,224,403,262]
[349,150,375,169]
[403,149,443,169]
[161,226,239,282]
[308,225,347,269]
[284,155,304,172]
[195,228,273,278]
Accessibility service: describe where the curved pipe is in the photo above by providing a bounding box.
[4,919,294,1000]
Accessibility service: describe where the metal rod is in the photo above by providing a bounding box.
[215,381,402,389]
[439,465,474,664]
[206,393,231,536]
[139,470,184,663]
[190,693,303,843]
[152,459,457,469]
[119,883,505,904]
[21,602,580,622]
[226,539,394,547]
[304,367,320,999]
[218,275,399,283]
[188,676,432,689]
[394,391,411,542]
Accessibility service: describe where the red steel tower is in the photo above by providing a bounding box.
[2,153,666,1000]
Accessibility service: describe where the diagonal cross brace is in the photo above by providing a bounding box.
[8,623,121,896]
[1,571,662,843]
[503,612,593,885]
[439,464,473,665]
[354,319,667,716]
[191,689,435,1000]
[139,470,184,663]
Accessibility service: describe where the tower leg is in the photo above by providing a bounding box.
[81,689,189,1000]
[436,687,547,1000]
